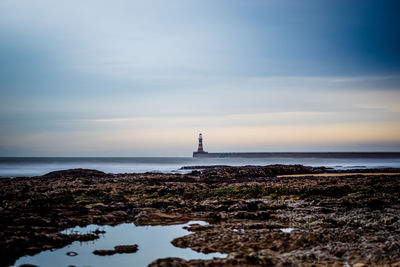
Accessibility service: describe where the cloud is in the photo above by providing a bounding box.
[0,0,399,155]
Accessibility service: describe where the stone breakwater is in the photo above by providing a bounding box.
[0,165,399,266]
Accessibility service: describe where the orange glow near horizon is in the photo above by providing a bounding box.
[6,121,398,155]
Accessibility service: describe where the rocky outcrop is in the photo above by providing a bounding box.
[42,168,107,179]
[1,167,399,266]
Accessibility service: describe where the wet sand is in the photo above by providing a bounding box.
[1,165,399,266]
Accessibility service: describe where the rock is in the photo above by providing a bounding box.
[93,244,138,256]
[42,168,106,179]
[93,249,116,256]
[148,257,188,267]
[114,245,139,253]
[66,251,78,256]
[135,211,190,225]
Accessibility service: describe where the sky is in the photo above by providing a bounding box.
[0,0,400,156]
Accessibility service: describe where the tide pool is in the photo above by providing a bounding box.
[14,221,226,267]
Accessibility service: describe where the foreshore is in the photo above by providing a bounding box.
[1,165,399,266]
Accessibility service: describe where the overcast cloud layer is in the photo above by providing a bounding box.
[1,0,399,156]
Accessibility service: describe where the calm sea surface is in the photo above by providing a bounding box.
[1,156,400,178]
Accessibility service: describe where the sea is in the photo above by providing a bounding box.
[1,156,400,178]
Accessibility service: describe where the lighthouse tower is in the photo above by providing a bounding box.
[197,133,204,152]
[193,133,208,157]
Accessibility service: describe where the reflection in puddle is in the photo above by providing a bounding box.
[14,221,226,267]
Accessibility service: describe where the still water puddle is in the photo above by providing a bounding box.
[14,221,226,267]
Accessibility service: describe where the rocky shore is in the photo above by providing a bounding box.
[1,165,399,266]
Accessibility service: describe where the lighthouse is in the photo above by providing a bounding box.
[193,133,208,157]
[197,133,204,152]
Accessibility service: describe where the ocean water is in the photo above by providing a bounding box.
[1,156,400,178]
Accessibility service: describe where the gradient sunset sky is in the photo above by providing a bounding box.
[1,0,399,156]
